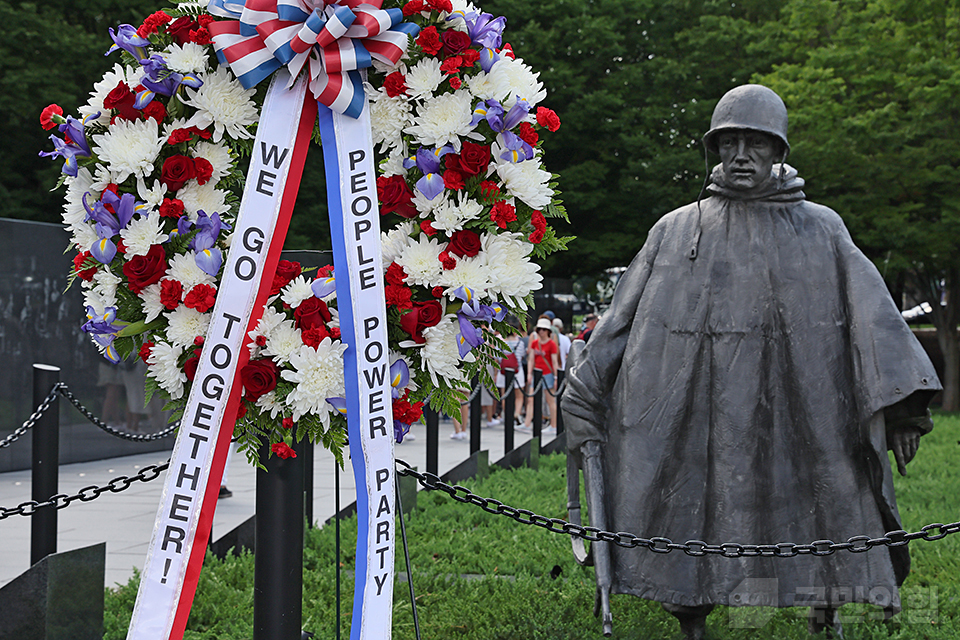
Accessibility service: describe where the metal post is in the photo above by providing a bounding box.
[302,437,314,528]
[503,370,515,453]
[254,437,304,640]
[532,370,543,441]
[31,364,60,566]
[425,406,439,476]
[556,369,565,435]
[469,374,481,454]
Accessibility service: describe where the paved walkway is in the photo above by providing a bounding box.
[0,418,553,588]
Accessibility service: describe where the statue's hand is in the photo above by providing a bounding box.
[891,426,921,476]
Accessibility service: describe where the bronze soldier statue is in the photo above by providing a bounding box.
[562,84,940,639]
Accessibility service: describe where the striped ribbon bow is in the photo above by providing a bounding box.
[207,0,419,118]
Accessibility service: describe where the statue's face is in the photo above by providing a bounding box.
[717,130,779,191]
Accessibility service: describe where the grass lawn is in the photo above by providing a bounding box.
[104,413,960,639]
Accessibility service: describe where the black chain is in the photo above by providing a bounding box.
[460,383,483,405]
[520,378,545,397]
[57,386,179,442]
[395,459,960,557]
[0,461,169,521]
[545,378,566,397]
[0,383,63,449]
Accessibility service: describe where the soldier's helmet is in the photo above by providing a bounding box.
[702,84,789,156]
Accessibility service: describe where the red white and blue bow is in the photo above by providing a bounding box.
[207,0,419,118]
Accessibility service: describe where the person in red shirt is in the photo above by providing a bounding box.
[520,317,559,433]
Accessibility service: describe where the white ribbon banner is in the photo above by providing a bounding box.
[317,101,395,639]
[128,70,313,640]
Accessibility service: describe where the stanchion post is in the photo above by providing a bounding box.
[532,370,543,442]
[253,437,304,640]
[503,370,515,453]
[469,374,481,454]
[556,369,565,435]
[31,363,60,566]
[302,437,314,528]
[425,406,439,476]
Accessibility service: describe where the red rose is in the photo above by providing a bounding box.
[270,259,302,295]
[447,141,490,177]
[166,16,198,44]
[385,284,413,310]
[240,358,279,401]
[301,325,331,348]
[399,300,443,344]
[417,26,442,55]
[449,76,463,90]
[237,401,248,421]
[448,229,481,257]
[518,122,539,146]
[123,244,168,294]
[443,169,464,191]
[160,279,183,309]
[73,251,97,281]
[385,262,407,285]
[490,201,517,228]
[184,349,201,381]
[161,155,196,191]
[442,30,472,55]
[40,104,63,130]
[383,72,407,97]
[536,106,561,132]
[193,157,214,185]
[138,341,154,363]
[402,0,425,16]
[103,82,140,122]
[271,442,297,459]
[159,197,184,219]
[294,296,332,331]
[376,175,417,218]
[142,100,167,124]
[184,283,217,312]
[420,220,437,236]
[438,250,456,270]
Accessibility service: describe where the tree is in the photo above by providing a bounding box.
[759,0,960,409]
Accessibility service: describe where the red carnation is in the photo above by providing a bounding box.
[167,128,193,145]
[376,175,418,219]
[461,49,480,66]
[241,358,279,401]
[529,210,547,244]
[237,401,248,421]
[443,169,465,191]
[480,180,501,202]
[317,264,335,278]
[399,300,443,344]
[518,122,539,146]
[193,157,214,185]
[536,106,561,132]
[440,56,463,75]
[438,250,456,270]
[393,394,424,424]
[302,325,331,348]
[383,72,407,97]
[73,251,97,281]
[159,197,184,219]
[385,262,407,285]
[417,26,442,55]
[138,10,172,37]
[432,286,444,298]
[270,259,302,295]
[40,104,63,130]
[142,100,166,124]
[160,279,183,309]
[449,76,462,90]
[490,201,517,228]
[189,26,212,45]
[184,283,217,312]
[123,244,168,294]
[385,284,413,310]
[420,220,437,236]
[402,0,426,15]
[161,155,196,191]
[282,417,294,430]
[138,341,154,364]
[272,442,297,459]
[427,0,452,11]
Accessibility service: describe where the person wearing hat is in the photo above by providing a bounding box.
[576,313,599,343]
[562,84,940,638]
[519,316,560,434]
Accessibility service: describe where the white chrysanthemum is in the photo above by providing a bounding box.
[192,141,233,182]
[164,42,209,74]
[371,56,403,75]
[465,69,510,103]
[381,146,408,178]
[482,232,542,307]
[412,190,443,217]
[420,316,470,386]
[495,157,554,209]
[139,282,165,323]
[381,220,415,266]
[438,254,491,294]
[368,87,411,153]
[80,64,144,126]
[181,66,259,142]
[396,235,443,287]
[90,267,122,307]
[165,306,211,347]
[248,306,286,358]
[281,339,348,421]
[405,91,476,151]
[81,281,109,315]
[136,177,167,210]
[63,169,99,248]
[167,253,215,288]
[328,307,340,328]
[489,57,548,108]
[177,180,228,219]
[262,320,302,364]
[92,118,164,183]
[255,390,285,419]
[120,215,167,257]
[90,164,114,193]
[405,57,444,100]
[431,195,484,232]
[281,276,315,308]
[147,341,186,400]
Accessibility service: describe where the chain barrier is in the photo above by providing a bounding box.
[459,383,483,405]
[395,459,960,558]
[520,377,545,397]
[0,383,63,450]
[57,385,179,442]
[0,461,170,521]
[545,378,566,397]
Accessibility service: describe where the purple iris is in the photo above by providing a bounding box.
[390,358,410,399]
[106,24,150,59]
[500,131,534,163]
[82,306,125,338]
[135,55,203,108]
[38,116,94,177]
[479,48,499,73]
[457,312,485,351]
[82,191,140,239]
[502,98,531,130]
[411,145,453,201]
[311,275,337,300]
[471,99,504,129]
[90,237,117,264]
[394,420,411,444]
[326,397,348,415]
[448,11,506,49]
[178,210,231,276]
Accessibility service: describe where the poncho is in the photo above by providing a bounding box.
[562,165,940,610]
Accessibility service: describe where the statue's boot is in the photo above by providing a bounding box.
[807,606,843,638]
[662,603,713,640]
